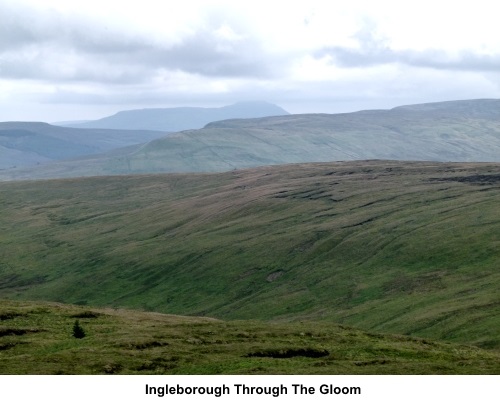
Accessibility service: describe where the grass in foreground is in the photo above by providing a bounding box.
[1,300,499,375]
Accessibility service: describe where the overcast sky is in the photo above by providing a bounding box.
[1,0,500,122]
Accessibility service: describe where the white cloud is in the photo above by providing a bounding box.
[1,0,500,121]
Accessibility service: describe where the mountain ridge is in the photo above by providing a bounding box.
[63,101,290,131]
[2,98,499,180]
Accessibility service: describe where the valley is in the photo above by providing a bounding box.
[1,160,499,358]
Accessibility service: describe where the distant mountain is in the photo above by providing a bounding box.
[2,98,500,180]
[63,101,290,131]
[393,98,500,118]
[0,122,166,170]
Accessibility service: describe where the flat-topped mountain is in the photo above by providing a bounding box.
[63,101,290,131]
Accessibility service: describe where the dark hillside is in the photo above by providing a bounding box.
[0,122,166,170]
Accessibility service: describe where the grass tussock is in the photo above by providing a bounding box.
[1,300,500,375]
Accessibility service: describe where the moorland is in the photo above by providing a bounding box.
[1,99,499,374]
[1,161,499,374]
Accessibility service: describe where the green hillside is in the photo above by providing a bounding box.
[1,300,499,374]
[2,99,499,180]
[0,122,166,170]
[0,161,499,350]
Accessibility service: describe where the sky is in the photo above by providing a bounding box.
[1,0,500,122]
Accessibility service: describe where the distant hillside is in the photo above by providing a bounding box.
[3,98,499,180]
[393,98,500,117]
[64,101,290,131]
[1,161,499,349]
[0,122,166,170]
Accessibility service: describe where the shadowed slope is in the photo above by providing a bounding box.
[0,122,166,170]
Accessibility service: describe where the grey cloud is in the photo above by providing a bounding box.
[0,3,46,50]
[0,2,149,53]
[0,49,149,86]
[316,28,500,72]
[137,32,273,78]
[0,3,280,84]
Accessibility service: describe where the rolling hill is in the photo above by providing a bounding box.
[1,160,499,350]
[62,101,290,131]
[0,122,166,170]
[2,98,499,181]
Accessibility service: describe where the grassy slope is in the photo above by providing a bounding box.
[0,161,499,349]
[2,299,500,375]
